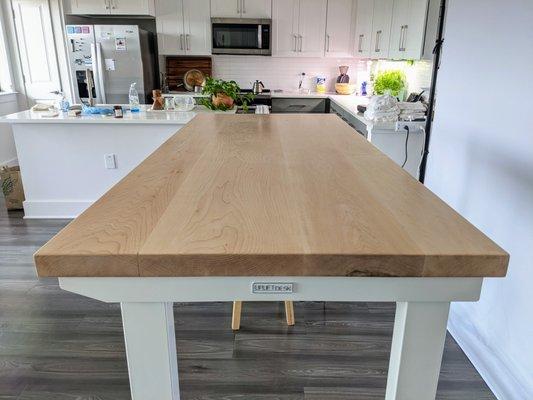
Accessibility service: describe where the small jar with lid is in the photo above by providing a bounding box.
[114,105,123,118]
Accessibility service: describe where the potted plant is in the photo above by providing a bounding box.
[199,77,254,111]
[373,70,407,99]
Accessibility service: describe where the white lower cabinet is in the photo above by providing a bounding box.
[389,0,429,59]
[354,0,374,58]
[325,0,356,58]
[370,0,394,58]
[272,0,327,57]
[156,0,211,55]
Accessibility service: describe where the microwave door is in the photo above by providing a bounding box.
[211,19,271,55]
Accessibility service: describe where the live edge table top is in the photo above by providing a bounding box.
[34,114,509,278]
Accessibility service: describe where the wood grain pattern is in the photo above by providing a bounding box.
[0,204,497,400]
[165,56,212,92]
[34,114,509,278]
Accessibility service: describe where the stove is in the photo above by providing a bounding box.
[236,88,272,113]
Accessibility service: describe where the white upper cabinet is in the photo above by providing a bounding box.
[272,0,299,56]
[156,0,211,55]
[182,0,211,55]
[325,0,356,57]
[370,0,394,58]
[211,0,271,18]
[69,0,109,14]
[69,0,155,15]
[156,0,184,54]
[211,0,241,17]
[388,0,428,59]
[298,0,327,56]
[354,0,374,58]
[110,0,155,15]
[241,0,272,18]
[272,0,327,57]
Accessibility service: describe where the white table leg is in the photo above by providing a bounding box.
[121,302,180,400]
[385,301,451,400]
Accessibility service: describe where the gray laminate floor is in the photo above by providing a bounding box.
[0,200,496,399]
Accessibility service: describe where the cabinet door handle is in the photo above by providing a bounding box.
[401,25,408,51]
[358,34,364,52]
[237,0,241,14]
[326,34,330,52]
[399,26,404,51]
[186,34,190,50]
[299,35,303,52]
[104,0,109,10]
[242,0,246,14]
[375,30,382,52]
[292,34,297,52]
[110,0,116,9]
[179,34,183,50]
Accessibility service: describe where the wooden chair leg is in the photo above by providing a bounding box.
[284,301,295,326]
[232,301,242,330]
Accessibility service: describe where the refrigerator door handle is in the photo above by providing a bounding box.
[90,43,101,103]
[95,43,107,104]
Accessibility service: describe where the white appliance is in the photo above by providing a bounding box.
[66,24,156,104]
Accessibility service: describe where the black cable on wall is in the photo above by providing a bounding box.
[419,0,447,184]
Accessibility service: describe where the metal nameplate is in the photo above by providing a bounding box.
[251,282,294,294]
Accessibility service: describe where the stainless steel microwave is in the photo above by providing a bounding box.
[211,18,271,55]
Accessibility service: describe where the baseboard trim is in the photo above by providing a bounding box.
[448,309,531,400]
[23,200,93,219]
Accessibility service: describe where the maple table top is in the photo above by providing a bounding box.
[34,114,508,278]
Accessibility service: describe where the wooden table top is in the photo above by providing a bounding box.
[34,114,508,278]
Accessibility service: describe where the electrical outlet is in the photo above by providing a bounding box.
[395,121,426,132]
[104,154,117,169]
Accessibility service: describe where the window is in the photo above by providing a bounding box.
[0,5,13,92]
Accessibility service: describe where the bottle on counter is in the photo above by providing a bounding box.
[114,105,123,118]
[129,82,140,113]
[316,76,327,94]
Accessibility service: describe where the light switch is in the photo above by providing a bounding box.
[104,154,117,169]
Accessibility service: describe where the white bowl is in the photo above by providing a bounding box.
[174,96,196,112]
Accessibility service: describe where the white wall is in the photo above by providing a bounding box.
[425,0,533,398]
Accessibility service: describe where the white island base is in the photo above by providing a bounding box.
[3,107,231,218]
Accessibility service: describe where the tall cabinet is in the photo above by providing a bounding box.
[272,0,327,57]
[325,0,356,58]
[156,0,211,55]
[388,0,429,59]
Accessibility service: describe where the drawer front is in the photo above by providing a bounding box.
[272,98,327,113]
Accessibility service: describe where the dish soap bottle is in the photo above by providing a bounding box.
[128,82,140,113]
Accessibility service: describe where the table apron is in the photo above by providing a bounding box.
[59,276,483,303]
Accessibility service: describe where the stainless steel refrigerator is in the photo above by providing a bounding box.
[66,24,156,104]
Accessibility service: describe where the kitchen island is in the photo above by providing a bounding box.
[34,114,508,400]
[1,106,235,218]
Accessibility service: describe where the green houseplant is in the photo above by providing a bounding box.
[373,70,407,97]
[199,77,254,111]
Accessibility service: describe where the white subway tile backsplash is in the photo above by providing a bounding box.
[212,55,368,92]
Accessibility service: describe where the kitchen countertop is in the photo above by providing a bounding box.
[34,113,508,278]
[0,105,236,125]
